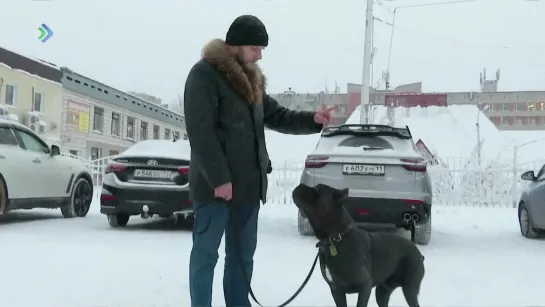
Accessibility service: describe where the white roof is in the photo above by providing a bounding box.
[118,139,191,161]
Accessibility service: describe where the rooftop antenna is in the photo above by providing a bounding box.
[382,70,391,91]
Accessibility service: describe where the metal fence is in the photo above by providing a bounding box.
[64,153,544,208]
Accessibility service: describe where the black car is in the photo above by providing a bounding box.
[99,139,193,228]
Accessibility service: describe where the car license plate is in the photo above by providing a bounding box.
[342,164,385,175]
[134,169,172,179]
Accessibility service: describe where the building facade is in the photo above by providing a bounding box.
[270,91,349,126]
[60,68,186,160]
[272,81,545,130]
[0,47,64,143]
[0,46,187,160]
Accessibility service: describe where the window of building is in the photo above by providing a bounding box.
[153,125,160,139]
[4,84,16,106]
[337,104,347,114]
[126,116,135,139]
[91,147,102,160]
[174,131,180,140]
[69,150,78,156]
[93,107,104,132]
[501,116,510,125]
[111,112,120,136]
[109,150,119,156]
[140,121,148,140]
[514,116,522,125]
[183,133,188,140]
[528,116,536,125]
[164,128,171,139]
[33,92,44,112]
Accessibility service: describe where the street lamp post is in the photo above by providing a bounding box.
[359,0,375,124]
[476,104,490,169]
[361,0,478,124]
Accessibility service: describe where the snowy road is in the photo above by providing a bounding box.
[1,199,544,307]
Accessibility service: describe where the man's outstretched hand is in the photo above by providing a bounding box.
[314,106,336,126]
[214,182,233,201]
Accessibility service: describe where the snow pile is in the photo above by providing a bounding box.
[345,105,516,206]
[346,105,508,162]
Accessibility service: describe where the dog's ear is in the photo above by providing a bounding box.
[333,188,349,201]
[292,184,317,207]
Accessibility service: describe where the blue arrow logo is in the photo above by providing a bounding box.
[38,23,53,43]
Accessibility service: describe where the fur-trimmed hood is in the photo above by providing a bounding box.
[201,39,265,105]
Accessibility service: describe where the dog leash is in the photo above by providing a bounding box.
[229,206,319,307]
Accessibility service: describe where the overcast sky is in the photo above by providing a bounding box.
[2,0,545,103]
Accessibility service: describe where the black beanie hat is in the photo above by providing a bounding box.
[226,15,269,47]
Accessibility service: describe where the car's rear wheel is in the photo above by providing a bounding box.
[61,177,93,218]
[107,214,130,227]
[0,176,8,216]
[297,210,314,236]
[519,203,538,238]
[411,213,432,245]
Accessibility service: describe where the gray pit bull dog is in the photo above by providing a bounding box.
[292,183,426,307]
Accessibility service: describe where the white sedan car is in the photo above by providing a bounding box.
[0,118,94,218]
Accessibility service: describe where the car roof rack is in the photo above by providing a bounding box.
[321,124,412,139]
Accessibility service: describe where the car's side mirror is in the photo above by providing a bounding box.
[521,170,536,181]
[50,145,61,156]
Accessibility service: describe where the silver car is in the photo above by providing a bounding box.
[518,165,545,238]
[99,139,193,228]
[298,124,433,245]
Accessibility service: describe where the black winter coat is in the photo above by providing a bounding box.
[183,39,323,205]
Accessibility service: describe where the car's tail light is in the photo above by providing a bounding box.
[178,166,190,175]
[402,199,424,205]
[104,162,127,174]
[305,156,329,169]
[400,158,427,172]
[100,194,117,202]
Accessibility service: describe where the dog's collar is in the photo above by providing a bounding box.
[315,226,354,248]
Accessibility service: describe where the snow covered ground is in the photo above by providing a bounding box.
[1,194,544,307]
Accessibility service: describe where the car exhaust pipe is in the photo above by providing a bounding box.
[141,205,151,219]
[403,213,412,222]
[411,214,420,222]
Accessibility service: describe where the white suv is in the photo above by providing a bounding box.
[0,117,94,218]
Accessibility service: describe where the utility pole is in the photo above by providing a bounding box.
[359,0,374,124]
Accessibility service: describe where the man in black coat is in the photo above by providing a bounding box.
[184,15,336,307]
